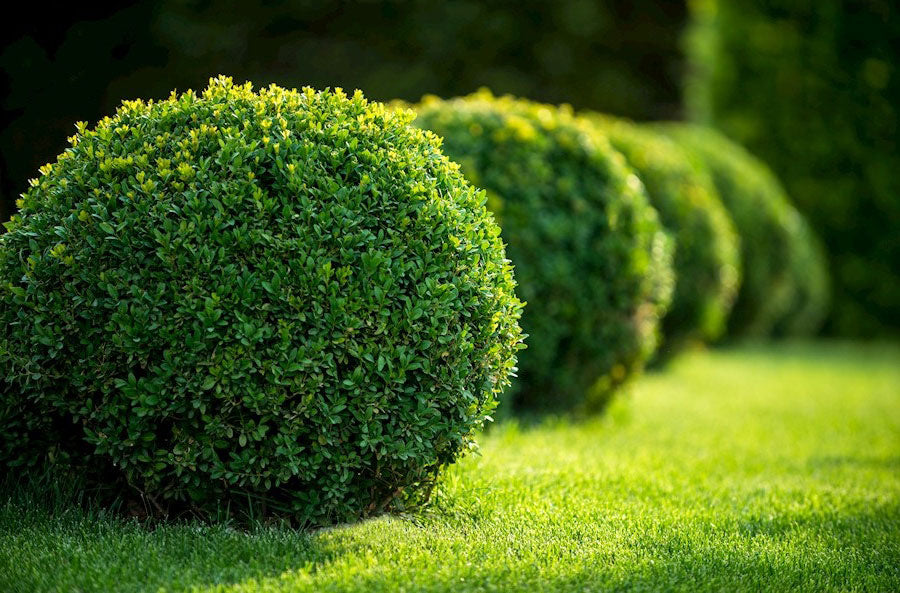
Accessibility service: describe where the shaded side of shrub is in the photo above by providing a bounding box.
[776,212,830,337]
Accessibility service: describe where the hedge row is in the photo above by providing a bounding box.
[660,124,829,339]
[1,79,827,525]
[585,114,740,352]
[410,94,827,406]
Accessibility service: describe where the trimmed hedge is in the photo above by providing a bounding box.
[661,124,802,338]
[587,114,740,350]
[413,91,674,412]
[685,0,900,335]
[0,77,524,525]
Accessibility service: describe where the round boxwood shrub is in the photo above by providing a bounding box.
[661,123,816,338]
[0,77,524,525]
[586,114,740,351]
[413,91,674,412]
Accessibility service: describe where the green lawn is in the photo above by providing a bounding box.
[2,342,899,592]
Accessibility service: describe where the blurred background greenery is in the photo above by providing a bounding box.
[1,0,896,336]
[685,0,899,337]
[0,0,686,223]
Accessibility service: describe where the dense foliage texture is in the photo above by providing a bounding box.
[414,91,673,411]
[0,77,524,525]
[587,115,740,350]
[685,0,900,336]
[662,124,828,338]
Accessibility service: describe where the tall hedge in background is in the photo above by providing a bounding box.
[414,91,674,412]
[0,77,524,525]
[685,0,900,335]
[663,124,828,338]
[587,115,740,352]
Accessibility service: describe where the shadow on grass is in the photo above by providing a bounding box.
[228,503,900,592]
[0,481,326,592]
[174,502,898,592]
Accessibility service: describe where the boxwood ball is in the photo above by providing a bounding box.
[0,77,524,524]
[662,124,822,338]
[587,115,740,351]
[414,91,673,412]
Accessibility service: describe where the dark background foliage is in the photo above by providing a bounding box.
[2,0,897,336]
[1,0,687,222]
[685,0,900,336]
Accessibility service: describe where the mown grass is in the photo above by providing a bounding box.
[1,341,898,592]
